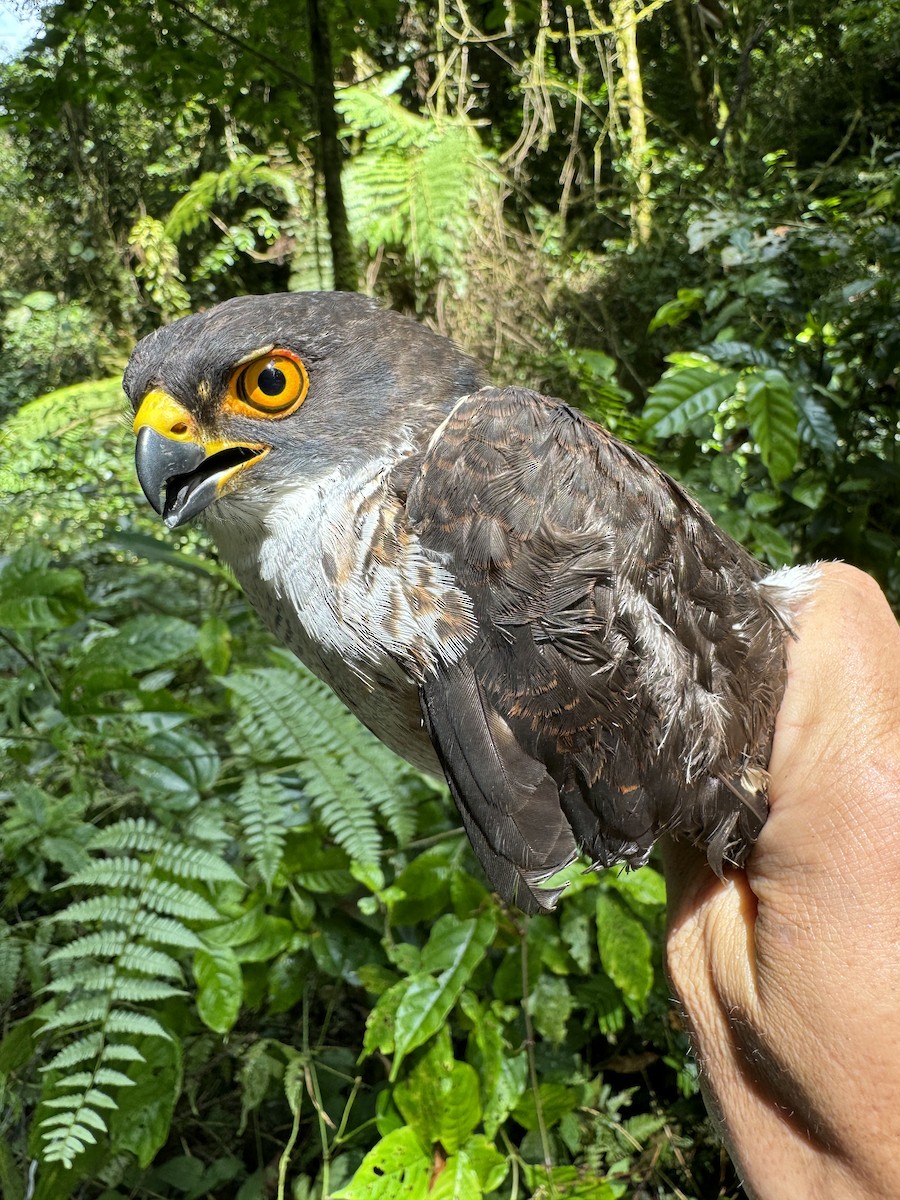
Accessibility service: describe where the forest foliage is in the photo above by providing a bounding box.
[0,2,898,1198]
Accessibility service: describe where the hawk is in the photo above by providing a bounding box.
[125,291,816,913]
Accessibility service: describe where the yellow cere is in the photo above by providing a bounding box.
[132,390,198,440]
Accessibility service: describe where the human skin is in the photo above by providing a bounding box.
[664,563,900,1200]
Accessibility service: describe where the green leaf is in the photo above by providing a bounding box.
[697,340,778,368]
[390,911,497,1076]
[194,945,242,1033]
[464,1001,528,1138]
[745,369,799,484]
[462,1135,508,1192]
[395,1041,481,1153]
[512,1081,579,1131]
[648,288,704,332]
[527,974,573,1045]
[750,521,794,566]
[604,866,667,913]
[643,368,740,437]
[22,289,57,311]
[595,892,653,1012]
[197,615,232,674]
[791,471,828,510]
[105,1035,183,1168]
[332,1126,431,1200]
[428,1152,483,1200]
[796,391,838,454]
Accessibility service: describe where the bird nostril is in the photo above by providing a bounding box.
[171,421,188,435]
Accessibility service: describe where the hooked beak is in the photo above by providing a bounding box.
[133,391,268,529]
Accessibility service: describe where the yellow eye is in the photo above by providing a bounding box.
[230,352,308,417]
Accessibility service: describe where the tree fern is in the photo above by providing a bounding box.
[337,70,491,276]
[226,654,424,866]
[163,154,299,240]
[0,378,124,497]
[36,817,240,1168]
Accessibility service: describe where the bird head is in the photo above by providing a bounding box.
[125,291,484,528]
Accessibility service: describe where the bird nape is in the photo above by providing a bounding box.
[125,290,817,914]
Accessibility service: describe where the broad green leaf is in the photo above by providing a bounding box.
[648,287,704,332]
[389,842,459,924]
[795,391,838,454]
[698,340,779,368]
[0,548,87,633]
[750,521,793,566]
[462,1135,508,1192]
[560,906,593,973]
[643,368,740,437]
[197,616,232,674]
[428,1153,483,1200]
[395,1042,481,1153]
[791,471,828,510]
[119,728,220,801]
[512,1081,579,1131]
[604,865,667,913]
[390,911,497,1076]
[104,1035,183,1168]
[745,369,799,484]
[194,945,242,1033]
[232,917,294,964]
[22,289,57,311]
[527,974,573,1045]
[595,892,653,1012]
[463,999,528,1138]
[332,1126,431,1200]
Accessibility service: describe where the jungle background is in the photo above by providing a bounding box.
[0,0,898,1197]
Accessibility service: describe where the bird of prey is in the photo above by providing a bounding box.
[126,291,816,913]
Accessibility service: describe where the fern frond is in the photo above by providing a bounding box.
[100,1043,146,1065]
[302,753,381,865]
[46,932,129,963]
[159,843,243,884]
[34,814,237,1170]
[65,857,152,890]
[164,153,298,240]
[131,912,203,948]
[50,896,141,926]
[227,658,423,867]
[40,1034,104,1073]
[93,1068,138,1088]
[41,1102,106,1165]
[234,772,289,891]
[118,945,184,980]
[140,878,220,922]
[337,74,490,273]
[90,817,166,853]
[40,999,110,1032]
[229,666,405,864]
[42,964,117,994]
[0,379,124,496]
[104,1010,171,1040]
[108,978,186,1003]
[43,1087,116,1110]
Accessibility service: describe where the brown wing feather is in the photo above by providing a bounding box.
[404,387,787,907]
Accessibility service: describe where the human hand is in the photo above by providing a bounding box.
[664,564,900,1200]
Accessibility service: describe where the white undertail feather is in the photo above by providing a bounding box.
[757,563,822,628]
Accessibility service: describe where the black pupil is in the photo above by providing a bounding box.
[258,365,286,396]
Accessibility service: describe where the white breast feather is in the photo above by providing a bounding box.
[207,460,476,682]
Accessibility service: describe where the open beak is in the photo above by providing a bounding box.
[133,390,268,529]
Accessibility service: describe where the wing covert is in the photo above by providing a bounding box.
[403,387,787,904]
